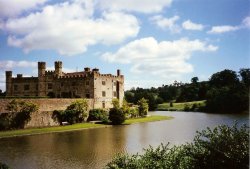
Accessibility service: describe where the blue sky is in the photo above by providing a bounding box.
[0,0,249,91]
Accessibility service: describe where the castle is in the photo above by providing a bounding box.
[5,61,124,108]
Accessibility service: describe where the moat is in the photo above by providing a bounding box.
[0,111,248,169]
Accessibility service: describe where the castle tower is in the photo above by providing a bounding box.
[38,62,46,77]
[38,62,46,96]
[54,61,62,77]
[5,71,12,96]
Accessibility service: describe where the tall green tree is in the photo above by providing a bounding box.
[137,98,148,116]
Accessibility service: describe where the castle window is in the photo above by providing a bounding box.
[61,82,64,87]
[36,84,38,90]
[86,93,90,98]
[102,91,106,97]
[14,85,18,91]
[24,84,29,91]
[113,91,117,97]
[48,83,53,90]
[102,81,106,85]
[102,101,105,108]
[85,81,89,86]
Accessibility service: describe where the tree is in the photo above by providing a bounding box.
[239,68,250,86]
[54,99,89,125]
[209,69,239,87]
[87,109,108,123]
[109,108,125,125]
[191,76,199,84]
[112,98,120,109]
[3,99,38,129]
[206,69,248,113]
[137,98,148,117]
[66,99,89,122]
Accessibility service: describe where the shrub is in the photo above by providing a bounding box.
[0,162,10,169]
[1,99,38,130]
[87,109,109,123]
[112,98,120,109]
[183,103,191,111]
[137,98,148,117]
[0,113,11,130]
[53,99,89,125]
[66,99,89,121]
[109,108,125,125]
[106,123,249,169]
[169,101,173,107]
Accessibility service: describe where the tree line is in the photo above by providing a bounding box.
[125,68,249,113]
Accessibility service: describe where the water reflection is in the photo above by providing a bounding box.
[0,111,248,169]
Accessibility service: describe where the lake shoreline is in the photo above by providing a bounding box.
[0,115,172,139]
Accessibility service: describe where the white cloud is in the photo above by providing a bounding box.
[102,37,218,77]
[208,25,239,34]
[242,16,250,29]
[0,0,48,18]
[208,16,250,34]
[2,0,139,56]
[0,60,37,70]
[182,20,204,31]
[150,15,181,33]
[98,0,172,13]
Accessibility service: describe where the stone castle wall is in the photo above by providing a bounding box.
[0,98,95,128]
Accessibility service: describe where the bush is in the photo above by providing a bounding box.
[137,98,148,117]
[66,99,89,121]
[53,99,89,125]
[0,162,10,169]
[109,108,125,125]
[87,109,109,123]
[106,123,249,169]
[0,99,38,130]
[183,103,191,111]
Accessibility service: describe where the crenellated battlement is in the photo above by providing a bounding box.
[5,61,124,107]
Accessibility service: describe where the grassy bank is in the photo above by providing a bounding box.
[123,115,173,125]
[157,100,206,111]
[0,115,172,138]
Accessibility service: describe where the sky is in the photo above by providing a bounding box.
[0,0,249,91]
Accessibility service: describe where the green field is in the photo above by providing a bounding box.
[157,100,206,111]
[0,115,172,138]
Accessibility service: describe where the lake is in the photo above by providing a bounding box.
[0,111,248,169]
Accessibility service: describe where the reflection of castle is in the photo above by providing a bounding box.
[5,61,124,108]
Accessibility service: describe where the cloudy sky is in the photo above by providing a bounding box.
[0,0,249,91]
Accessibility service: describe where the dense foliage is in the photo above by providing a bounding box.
[0,162,9,169]
[87,109,109,123]
[0,99,38,130]
[137,98,148,116]
[109,108,126,125]
[106,123,249,169]
[53,99,88,124]
[125,68,249,113]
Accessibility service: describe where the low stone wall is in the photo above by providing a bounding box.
[26,111,59,128]
[0,98,94,128]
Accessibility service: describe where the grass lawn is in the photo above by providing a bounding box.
[0,123,105,138]
[123,115,173,125]
[0,115,173,138]
[157,100,206,111]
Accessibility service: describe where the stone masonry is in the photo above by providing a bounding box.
[5,61,124,109]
